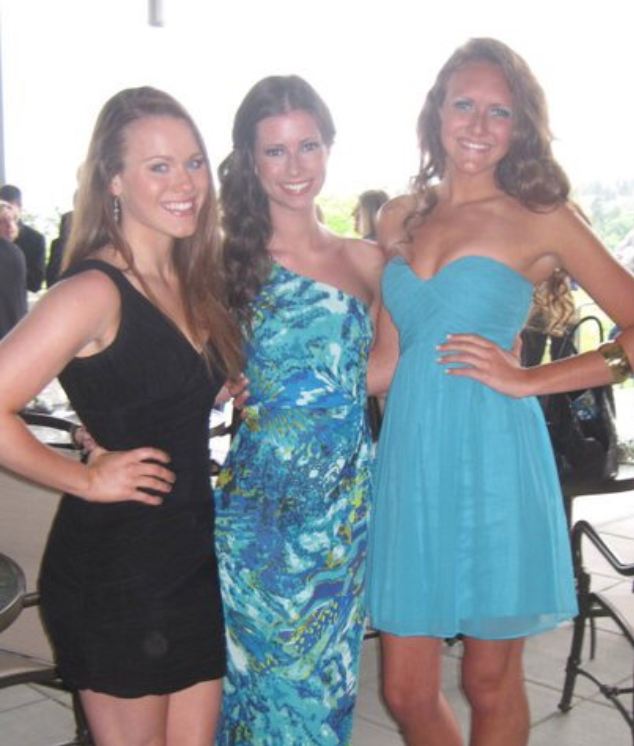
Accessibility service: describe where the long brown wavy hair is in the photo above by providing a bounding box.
[526,201,592,335]
[410,37,574,327]
[413,37,570,211]
[526,270,576,336]
[63,86,243,377]
[218,75,336,327]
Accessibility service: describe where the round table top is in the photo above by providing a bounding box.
[0,552,26,633]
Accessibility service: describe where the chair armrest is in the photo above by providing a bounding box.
[572,519,634,577]
[19,410,80,450]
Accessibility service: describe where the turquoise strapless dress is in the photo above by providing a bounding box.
[215,263,373,745]
[367,256,577,639]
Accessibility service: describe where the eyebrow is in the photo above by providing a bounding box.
[141,150,204,162]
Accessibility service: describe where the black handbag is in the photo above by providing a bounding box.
[539,315,619,485]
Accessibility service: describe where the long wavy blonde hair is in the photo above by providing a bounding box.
[407,38,575,327]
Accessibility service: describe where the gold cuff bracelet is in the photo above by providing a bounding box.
[598,341,632,384]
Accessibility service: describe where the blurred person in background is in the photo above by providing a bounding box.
[352,188,389,241]
[0,200,27,338]
[0,184,46,292]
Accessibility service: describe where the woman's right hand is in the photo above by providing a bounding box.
[84,446,175,506]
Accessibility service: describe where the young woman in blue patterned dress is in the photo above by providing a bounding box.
[367,38,634,746]
[215,75,385,745]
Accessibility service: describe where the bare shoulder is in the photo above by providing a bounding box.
[526,201,604,257]
[51,267,121,309]
[343,236,386,266]
[506,200,584,236]
[379,194,416,224]
[30,268,123,345]
[334,237,386,317]
[377,194,416,248]
[503,199,620,287]
[341,236,386,285]
[1,266,123,370]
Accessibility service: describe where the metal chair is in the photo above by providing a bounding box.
[559,519,634,744]
[0,411,92,745]
[561,468,634,527]
[0,584,92,745]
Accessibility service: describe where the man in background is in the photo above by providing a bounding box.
[0,184,46,292]
[0,200,27,338]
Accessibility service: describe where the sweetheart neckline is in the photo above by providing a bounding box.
[391,254,533,288]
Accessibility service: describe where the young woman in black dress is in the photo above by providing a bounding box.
[0,87,242,746]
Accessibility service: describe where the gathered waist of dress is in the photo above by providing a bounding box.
[246,380,364,410]
[401,323,516,351]
[242,397,365,428]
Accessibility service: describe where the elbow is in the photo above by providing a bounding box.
[367,363,395,398]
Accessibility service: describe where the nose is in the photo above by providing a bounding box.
[286,151,301,176]
[468,109,488,135]
[174,165,196,192]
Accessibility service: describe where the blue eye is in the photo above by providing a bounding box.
[150,162,170,174]
[187,156,207,171]
[490,105,512,119]
[301,140,321,153]
[454,99,474,112]
[264,146,285,157]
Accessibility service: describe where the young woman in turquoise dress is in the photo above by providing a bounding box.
[215,75,385,745]
[367,38,634,746]
[0,87,243,746]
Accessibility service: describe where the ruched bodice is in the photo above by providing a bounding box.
[367,255,577,639]
[39,259,227,696]
[388,255,532,351]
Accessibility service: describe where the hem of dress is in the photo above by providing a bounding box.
[368,611,577,641]
[59,667,226,698]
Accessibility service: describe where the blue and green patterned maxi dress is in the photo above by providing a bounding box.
[215,262,373,746]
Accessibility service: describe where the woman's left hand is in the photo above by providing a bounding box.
[215,374,250,407]
[436,333,530,398]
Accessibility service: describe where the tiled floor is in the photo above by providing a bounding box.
[352,485,634,746]
[354,505,634,746]
[2,389,634,745]
[2,490,633,746]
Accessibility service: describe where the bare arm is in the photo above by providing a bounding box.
[438,205,634,397]
[367,303,399,397]
[365,195,414,396]
[0,272,174,504]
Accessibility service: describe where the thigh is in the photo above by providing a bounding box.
[81,680,223,746]
[381,633,445,694]
[167,679,223,746]
[80,689,168,746]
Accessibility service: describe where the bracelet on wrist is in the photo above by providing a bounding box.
[598,340,632,384]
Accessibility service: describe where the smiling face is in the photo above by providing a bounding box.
[253,109,329,213]
[110,115,209,244]
[440,61,515,179]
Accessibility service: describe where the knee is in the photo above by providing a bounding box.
[382,678,440,726]
[462,667,523,716]
[462,670,501,714]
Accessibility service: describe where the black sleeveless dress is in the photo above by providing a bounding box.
[39,260,226,697]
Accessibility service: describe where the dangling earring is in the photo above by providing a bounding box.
[113,196,121,224]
